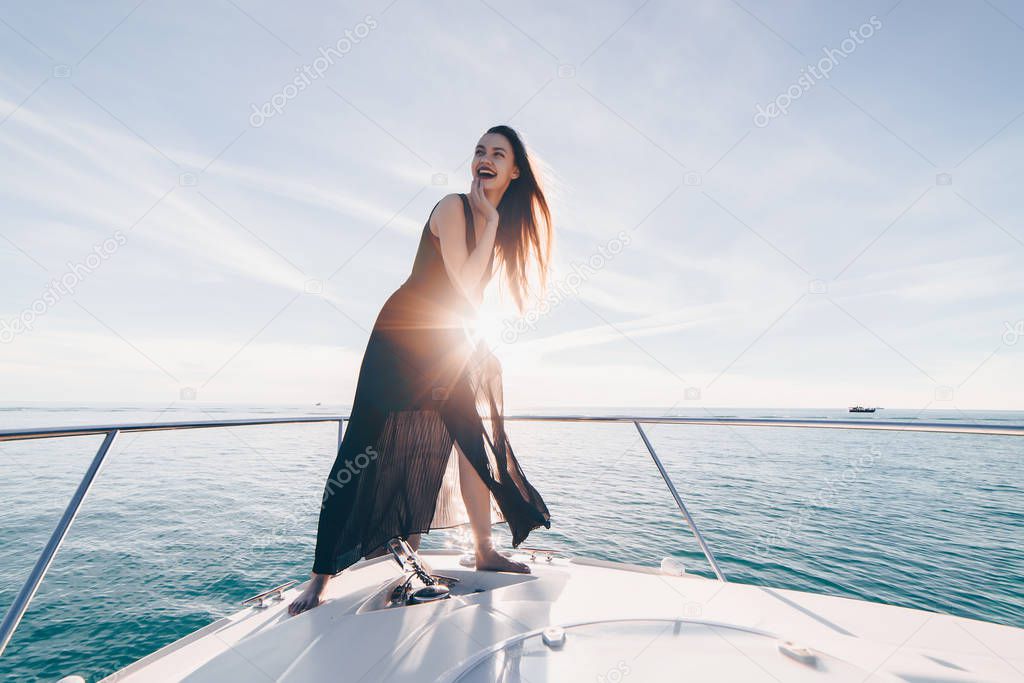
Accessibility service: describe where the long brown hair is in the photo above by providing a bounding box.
[488,125,554,315]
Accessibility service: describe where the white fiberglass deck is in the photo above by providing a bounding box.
[100,549,1024,683]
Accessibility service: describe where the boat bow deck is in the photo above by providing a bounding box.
[101,549,1024,682]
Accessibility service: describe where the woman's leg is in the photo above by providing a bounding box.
[288,573,331,616]
[290,532,428,615]
[290,411,381,617]
[456,441,530,573]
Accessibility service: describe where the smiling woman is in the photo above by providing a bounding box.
[288,125,556,616]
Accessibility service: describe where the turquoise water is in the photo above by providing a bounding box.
[1,404,1022,681]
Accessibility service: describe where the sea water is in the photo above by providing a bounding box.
[1,403,1021,681]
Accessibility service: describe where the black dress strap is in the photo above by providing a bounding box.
[459,193,476,251]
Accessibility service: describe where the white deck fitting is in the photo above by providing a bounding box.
[99,549,1024,682]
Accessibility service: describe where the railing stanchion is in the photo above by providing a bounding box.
[337,418,345,452]
[0,429,120,656]
[633,421,727,581]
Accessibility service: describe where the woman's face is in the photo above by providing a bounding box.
[472,133,519,191]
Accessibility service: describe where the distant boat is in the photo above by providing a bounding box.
[849,405,876,413]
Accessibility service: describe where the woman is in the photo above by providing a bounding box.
[289,125,554,616]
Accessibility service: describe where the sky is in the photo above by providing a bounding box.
[0,0,1022,412]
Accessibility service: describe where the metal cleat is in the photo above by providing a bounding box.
[517,546,566,563]
[242,580,297,609]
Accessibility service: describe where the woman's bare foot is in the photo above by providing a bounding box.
[288,573,331,616]
[475,545,531,573]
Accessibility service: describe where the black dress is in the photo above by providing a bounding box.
[312,193,551,575]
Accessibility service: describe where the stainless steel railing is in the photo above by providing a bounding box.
[0,414,1021,656]
[0,416,347,658]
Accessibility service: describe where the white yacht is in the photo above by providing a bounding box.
[2,415,1022,682]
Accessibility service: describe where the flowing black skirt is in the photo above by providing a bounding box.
[311,283,551,575]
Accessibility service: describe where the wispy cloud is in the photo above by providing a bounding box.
[1,1,1021,409]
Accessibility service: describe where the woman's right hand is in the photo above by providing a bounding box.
[468,177,499,227]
